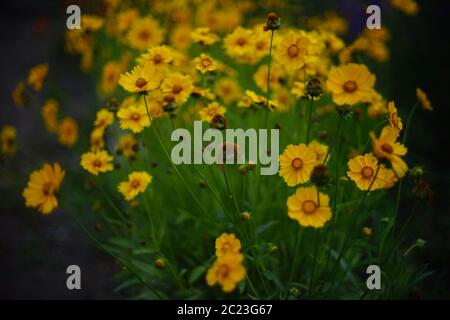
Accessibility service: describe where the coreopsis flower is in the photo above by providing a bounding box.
[114,9,139,34]
[27,63,49,91]
[308,140,329,164]
[382,168,399,189]
[191,27,219,46]
[94,109,114,131]
[170,24,192,50]
[0,125,17,155]
[215,233,241,257]
[253,63,283,93]
[161,73,193,105]
[22,163,65,214]
[116,134,138,159]
[287,186,332,228]
[206,253,246,293]
[194,53,217,74]
[41,99,59,133]
[118,64,162,94]
[279,144,316,186]
[126,17,163,50]
[199,101,226,122]
[223,27,254,60]
[291,81,306,99]
[388,101,403,131]
[81,150,114,176]
[12,81,29,107]
[57,117,78,148]
[367,91,388,118]
[275,31,310,70]
[90,128,105,152]
[326,63,375,106]
[118,171,152,201]
[100,61,123,96]
[416,88,433,111]
[390,0,419,15]
[81,14,104,31]
[117,104,150,133]
[215,78,242,104]
[370,126,408,178]
[137,45,174,73]
[347,153,387,191]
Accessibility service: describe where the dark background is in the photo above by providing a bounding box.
[0,0,449,299]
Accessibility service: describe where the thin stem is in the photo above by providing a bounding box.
[402,102,419,144]
[265,29,275,128]
[288,228,304,284]
[306,97,314,144]
[309,229,320,294]
[323,115,343,165]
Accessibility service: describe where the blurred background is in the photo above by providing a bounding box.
[0,0,449,299]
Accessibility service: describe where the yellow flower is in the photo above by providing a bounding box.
[161,73,193,105]
[215,233,241,257]
[370,126,408,178]
[41,99,59,133]
[22,163,65,215]
[367,91,388,118]
[275,31,310,70]
[118,171,152,201]
[94,109,114,130]
[116,134,138,159]
[115,9,139,33]
[170,24,192,50]
[215,78,242,104]
[58,117,78,148]
[381,168,399,189]
[388,101,403,131]
[199,101,226,122]
[291,81,306,99]
[81,14,104,31]
[0,125,17,155]
[253,63,283,93]
[80,150,114,176]
[416,88,433,111]
[308,140,329,164]
[206,253,246,293]
[326,63,375,105]
[194,53,217,74]
[362,227,373,237]
[287,186,332,228]
[90,128,105,152]
[118,64,162,93]
[100,61,123,96]
[27,63,49,91]
[223,27,254,60]
[126,17,163,51]
[12,81,29,108]
[117,104,150,133]
[191,27,219,46]
[390,0,419,15]
[279,144,317,186]
[137,45,174,73]
[347,153,386,191]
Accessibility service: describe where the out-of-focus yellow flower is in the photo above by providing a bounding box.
[100,61,123,96]
[416,88,433,111]
[362,227,373,237]
[12,81,29,107]
[390,0,419,15]
[272,87,290,112]
[215,78,242,104]
[308,140,329,164]
[126,17,164,51]
[206,253,246,293]
[115,9,139,34]
[22,163,65,214]
[287,186,332,228]
[170,24,192,50]
[137,45,174,73]
[27,63,48,91]
[41,99,59,133]
[199,101,226,122]
[116,134,138,159]
[118,64,162,94]
[253,63,283,93]
[370,126,408,178]
[291,81,306,99]
[161,73,193,105]
[0,125,17,155]
[279,144,316,186]
[191,27,219,46]
[117,104,150,133]
[118,171,152,201]
[223,27,254,61]
[81,150,114,176]
[81,15,104,32]
[90,128,105,152]
[194,53,217,74]
[367,91,388,118]
[347,153,387,191]
[326,63,375,105]
[94,109,114,131]
[275,31,310,71]
[388,101,403,132]
[58,117,78,148]
[215,233,241,257]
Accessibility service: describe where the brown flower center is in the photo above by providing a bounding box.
[135,78,147,88]
[42,182,53,195]
[201,59,212,67]
[139,30,150,41]
[236,38,246,46]
[172,85,183,94]
[287,44,300,57]
[153,54,162,64]
[131,180,140,188]
[218,264,230,277]
[302,200,317,214]
[131,113,140,121]
[381,143,393,154]
[343,80,358,93]
[291,158,303,170]
[361,166,374,179]
[93,159,102,168]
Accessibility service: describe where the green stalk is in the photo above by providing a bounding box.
[402,102,419,144]
[309,229,320,294]
[264,29,275,128]
[305,97,314,144]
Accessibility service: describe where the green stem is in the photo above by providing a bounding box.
[402,102,419,144]
[322,115,343,165]
[306,97,314,144]
[309,229,320,294]
[265,29,275,128]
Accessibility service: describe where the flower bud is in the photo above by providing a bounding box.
[154,258,165,269]
[310,164,330,187]
[264,12,281,31]
[305,77,323,98]
[241,211,251,222]
[210,114,227,130]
